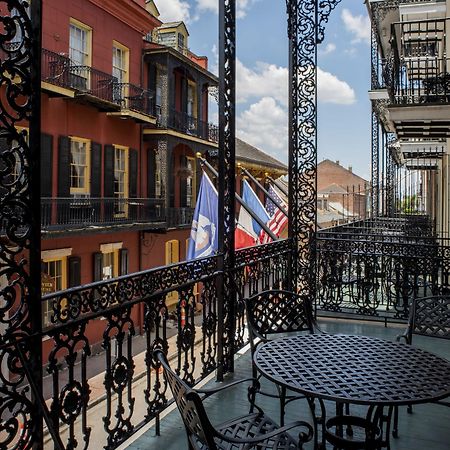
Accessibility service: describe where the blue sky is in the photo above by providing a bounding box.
[155,0,372,180]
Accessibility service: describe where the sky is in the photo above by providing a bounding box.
[154,0,372,180]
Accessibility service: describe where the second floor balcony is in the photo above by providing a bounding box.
[157,108,219,144]
[40,197,194,234]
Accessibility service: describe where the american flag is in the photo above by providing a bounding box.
[260,185,288,244]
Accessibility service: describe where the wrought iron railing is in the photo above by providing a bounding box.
[114,82,156,116]
[41,197,166,229]
[162,109,219,143]
[69,65,120,104]
[388,18,450,104]
[38,239,291,448]
[316,217,450,320]
[166,206,194,228]
[41,48,72,88]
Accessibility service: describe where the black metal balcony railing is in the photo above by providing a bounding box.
[69,65,120,105]
[41,197,166,229]
[316,216,450,320]
[387,18,450,105]
[167,206,195,228]
[114,82,156,116]
[163,109,219,143]
[39,239,291,448]
[41,49,156,116]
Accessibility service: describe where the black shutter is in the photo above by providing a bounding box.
[58,136,71,197]
[91,142,102,197]
[93,252,103,282]
[180,154,187,207]
[129,149,138,198]
[104,145,114,221]
[147,148,156,198]
[68,256,81,288]
[40,134,53,197]
[119,248,128,276]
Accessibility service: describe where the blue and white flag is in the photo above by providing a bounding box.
[242,180,270,237]
[187,172,218,260]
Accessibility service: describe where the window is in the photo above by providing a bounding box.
[186,156,196,208]
[165,240,179,306]
[42,249,71,326]
[158,32,176,47]
[70,137,90,194]
[114,145,128,216]
[69,19,91,89]
[69,20,91,66]
[178,33,185,51]
[187,83,196,118]
[112,42,129,84]
[99,242,121,281]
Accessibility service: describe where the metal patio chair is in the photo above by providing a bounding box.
[153,349,313,450]
[393,294,450,437]
[245,290,321,426]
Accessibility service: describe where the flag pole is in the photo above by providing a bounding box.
[196,154,277,241]
[239,166,288,217]
[267,174,289,197]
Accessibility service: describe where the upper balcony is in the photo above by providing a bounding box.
[381,18,450,137]
[41,48,156,123]
[156,108,219,144]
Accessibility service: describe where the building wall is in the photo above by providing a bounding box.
[318,159,367,191]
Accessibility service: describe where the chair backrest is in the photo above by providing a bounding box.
[154,350,217,450]
[409,295,450,342]
[245,290,315,340]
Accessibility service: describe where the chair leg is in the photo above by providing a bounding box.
[279,385,286,426]
[392,406,399,438]
[345,403,353,437]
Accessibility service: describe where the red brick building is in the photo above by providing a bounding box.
[318,159,368,225]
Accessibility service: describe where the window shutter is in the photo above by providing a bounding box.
[147,148,156,198]
[104,145,114,197]
[104,145,114,221]
[128,149,138,198]
[91,142,102,197]
[119,248,128,276]
[58,136,71,197]
[68,256,81,288]
[41,134,53,197]
[93,252,103,282]
[180,154,187,207]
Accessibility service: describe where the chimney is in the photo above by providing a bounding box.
[348,165,352,173]
[336,160,340,165]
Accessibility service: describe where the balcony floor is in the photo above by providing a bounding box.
[125,318,450,450]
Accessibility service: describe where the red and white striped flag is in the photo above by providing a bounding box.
[259,185,288,244]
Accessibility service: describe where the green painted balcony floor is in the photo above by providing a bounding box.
[125,318,450,450]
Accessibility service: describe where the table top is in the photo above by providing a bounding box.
[254,334,450,406]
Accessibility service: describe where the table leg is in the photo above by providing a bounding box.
[306,397,327,450]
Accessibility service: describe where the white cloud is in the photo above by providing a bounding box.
[320,43,336,55]
[236,59,355,107]
[317,67,356,105]
[237,60,289,106]
[237,97,288,160]
[156,0,191,23]
[341,9,371,43]
[196,0,256,19]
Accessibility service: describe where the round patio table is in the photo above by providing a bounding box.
[254,334,450,449]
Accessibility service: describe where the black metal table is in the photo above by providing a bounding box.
[254,334,450,449]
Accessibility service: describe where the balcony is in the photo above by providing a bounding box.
[41,49,156,118]
[107,83,157,124]
[41,197,166,233]
[383,18,450,137]
[157,108,219,144]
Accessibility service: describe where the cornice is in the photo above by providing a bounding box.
[89,0,161,34]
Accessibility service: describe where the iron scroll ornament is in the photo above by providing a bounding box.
[317,0,344,44]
